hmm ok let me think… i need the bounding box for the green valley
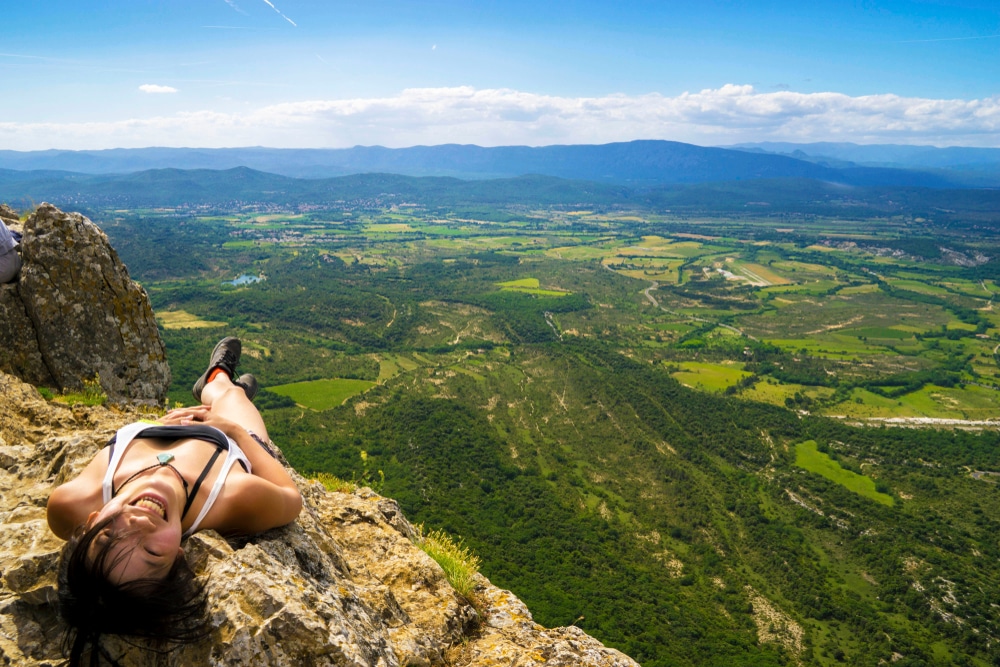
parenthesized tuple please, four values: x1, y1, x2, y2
(87, 191, 1000, 667)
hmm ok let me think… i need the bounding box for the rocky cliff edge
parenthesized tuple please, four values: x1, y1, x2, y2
(0, 370, 640, 666)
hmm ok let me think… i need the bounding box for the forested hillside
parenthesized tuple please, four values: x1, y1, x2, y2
(33, 179, 1000, 666)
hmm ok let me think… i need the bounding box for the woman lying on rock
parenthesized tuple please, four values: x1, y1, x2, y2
(47, 337, 303, 665)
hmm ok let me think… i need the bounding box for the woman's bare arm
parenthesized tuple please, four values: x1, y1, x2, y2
(47, 454, 107, 539)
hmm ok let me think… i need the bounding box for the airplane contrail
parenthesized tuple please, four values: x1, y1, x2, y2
(895, 33, 1000, 43)
(261, 0, 296, 26)
(222, 0, 247, 14)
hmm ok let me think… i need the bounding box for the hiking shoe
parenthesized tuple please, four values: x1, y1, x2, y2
(235, 373, 258, 401)
(192, 337, 242, 402)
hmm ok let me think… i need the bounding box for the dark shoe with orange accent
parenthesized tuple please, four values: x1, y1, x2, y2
(192, 337, 241, 402)
(235, 373, 258, 401)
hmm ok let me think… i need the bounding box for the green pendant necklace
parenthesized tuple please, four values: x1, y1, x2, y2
(112, 453, 190, 507)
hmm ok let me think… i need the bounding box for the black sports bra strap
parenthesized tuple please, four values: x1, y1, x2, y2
(104, 425, 231, 451)
(136, 425, 231, 450)
(183, 447, 223, 519)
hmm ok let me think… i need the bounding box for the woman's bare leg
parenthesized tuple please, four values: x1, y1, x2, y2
(200, 375, 269, 441)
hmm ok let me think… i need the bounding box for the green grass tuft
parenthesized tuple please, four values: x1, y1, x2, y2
(312, 472, 357, 493)
(415, 526, 482, 598)
(55, 376, 107, 406)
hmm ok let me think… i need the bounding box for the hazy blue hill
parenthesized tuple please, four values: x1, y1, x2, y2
(0, 168, 94, 183)
(2, 168, 999, 225)
(0, 140, 964, 187)
(732, 141, 1000, 171)
(0, 169, 631, 208)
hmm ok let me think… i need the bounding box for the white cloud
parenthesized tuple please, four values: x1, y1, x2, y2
(138, 84, 178, 94)
(4, 85, 1000, 149)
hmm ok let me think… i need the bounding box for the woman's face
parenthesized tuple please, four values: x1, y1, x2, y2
(86, 472, 185, 582)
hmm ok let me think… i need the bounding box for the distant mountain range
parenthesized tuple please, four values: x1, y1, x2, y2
(730, 141, 1000, 169)
(0, 140, 994, 188)
(2, 168, 999, 230)
(730, 141, 1000, 187)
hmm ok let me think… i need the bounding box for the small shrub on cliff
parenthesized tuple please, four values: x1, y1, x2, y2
(313, 472, 356, 493)
(356, 450, 385, 493)
(415, 526, 481, 599)
(56, 376, 107, 407)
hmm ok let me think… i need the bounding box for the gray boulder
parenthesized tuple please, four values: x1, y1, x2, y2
(0, 203, 169, 404)
(0, 204, 17, 224)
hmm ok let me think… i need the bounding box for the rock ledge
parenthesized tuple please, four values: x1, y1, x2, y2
(0, 370, 639, 666)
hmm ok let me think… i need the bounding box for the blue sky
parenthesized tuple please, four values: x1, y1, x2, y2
(2, 0, 999, 149)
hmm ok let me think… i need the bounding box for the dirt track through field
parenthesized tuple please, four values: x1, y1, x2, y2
(641, 280, 758, 341)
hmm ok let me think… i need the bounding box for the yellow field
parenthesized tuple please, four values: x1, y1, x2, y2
(253, 214, 304, 223)
(838, 284, 880, 295)
(616, 240, 701, 258)
(156, 310, 227, 329)
(733, 262, 792, 285)
(366, 223, 414, 233)
(377, 353, 421, 381)
(546, 246, 612, 260)
(498, 278, 540, 289)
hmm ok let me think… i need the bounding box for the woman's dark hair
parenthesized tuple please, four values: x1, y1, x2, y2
(57, 515, 211, 667)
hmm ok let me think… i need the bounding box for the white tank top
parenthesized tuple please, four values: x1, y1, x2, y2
(102, 422, 252, 538)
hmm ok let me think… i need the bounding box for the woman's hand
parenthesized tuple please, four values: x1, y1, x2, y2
(161, 406, 244, 438)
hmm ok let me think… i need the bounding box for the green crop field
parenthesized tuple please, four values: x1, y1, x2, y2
(498, 277, 541, 288)
(268, 378, 376, 410)
(497, 277, 570, 296)
(795, 440, 894, 506)
(670, 361, 752, 391)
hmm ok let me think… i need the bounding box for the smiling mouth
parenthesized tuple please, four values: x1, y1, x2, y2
(130, 495, 167, 520)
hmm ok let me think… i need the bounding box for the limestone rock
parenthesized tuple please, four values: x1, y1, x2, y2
(0, 283, 54, 387)
(0, 370, 639, 666)
(0, 203, 170, 404)
(0, 204, 17, 224)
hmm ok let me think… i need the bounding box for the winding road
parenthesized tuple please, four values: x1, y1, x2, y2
(642, 280, 758, 341)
